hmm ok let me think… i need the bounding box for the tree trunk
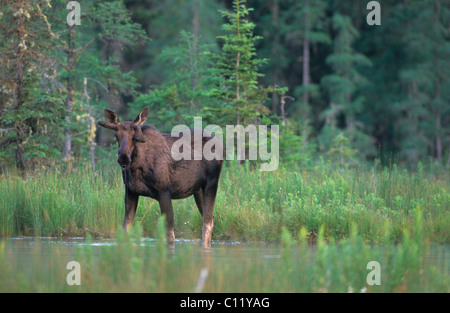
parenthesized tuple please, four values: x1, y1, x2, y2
(434, 0, 442, 162)
(236, 51, 241, 126)
(280, 92, 286, 126)
(101, 38, 126, 113)
(271, 0, 280, 114)
(191, 3, 200, 112)
(64, 24, 75, 164)
(302, 0, 310, 109)
(84, 78, 96, 172)
(192, 0, 200, 42)
(15, 12, 25, 171)
(15, 127, 25, 172)
(436, 114, 442, 162)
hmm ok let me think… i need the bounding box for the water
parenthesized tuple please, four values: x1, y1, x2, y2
(9, 235, 277, 246)
(1, 237, 283, 292)
(1, 236, 280, 256)
(1, 237, 448, 292)
(1, 237, 283, 272)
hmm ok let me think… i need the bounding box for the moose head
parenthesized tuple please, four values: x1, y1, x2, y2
(98, 107, 150, 168)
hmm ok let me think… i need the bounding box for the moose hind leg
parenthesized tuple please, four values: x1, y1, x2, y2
(202, 180, 219, 248)
(194, 189, 204, 217)
(123, 189, 139, 232)
(159, 191, 175, 244)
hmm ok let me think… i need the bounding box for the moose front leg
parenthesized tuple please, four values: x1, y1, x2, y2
(123, 189, 139, 232)
(158, 191, 175, 244)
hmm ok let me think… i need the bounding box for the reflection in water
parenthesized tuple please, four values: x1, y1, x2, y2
(1, 237, 283, 291)
(1, 237, 448, 292)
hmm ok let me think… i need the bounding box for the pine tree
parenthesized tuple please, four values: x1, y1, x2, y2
(211, 0, 272, 126)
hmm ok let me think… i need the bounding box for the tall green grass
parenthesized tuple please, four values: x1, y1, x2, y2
(0, 161, 449, 243)
(0, 166, 123, 237)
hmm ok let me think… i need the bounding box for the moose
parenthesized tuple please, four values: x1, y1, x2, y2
(98, 107, 223, 248)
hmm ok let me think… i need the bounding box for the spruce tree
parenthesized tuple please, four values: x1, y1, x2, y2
(320, 13, 372, 157)
(285, 0, 330, 116)
(398, 0, 450, 163)
(211, 0, 272, 126)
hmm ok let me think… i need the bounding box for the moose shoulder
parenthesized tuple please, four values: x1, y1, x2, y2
(98, 107, 223, 248)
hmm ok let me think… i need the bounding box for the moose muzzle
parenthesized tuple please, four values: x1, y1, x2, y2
(117, 138, 132, 168)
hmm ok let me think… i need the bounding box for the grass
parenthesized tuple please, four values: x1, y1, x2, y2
(1, 152, 448, 293)
(0, 160, 449, 243)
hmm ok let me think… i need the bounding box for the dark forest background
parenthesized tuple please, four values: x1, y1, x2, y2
(1, 0, 449, 171)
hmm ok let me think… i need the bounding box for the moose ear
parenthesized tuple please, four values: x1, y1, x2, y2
(133, 106, 150, 126)
(104, 109, 120, 125)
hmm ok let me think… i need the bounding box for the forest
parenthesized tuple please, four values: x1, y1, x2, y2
(0, 0, 449, 170)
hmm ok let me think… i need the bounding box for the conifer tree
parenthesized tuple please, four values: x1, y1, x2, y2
(320, 13, 372, 156)
(398, 0, 450, 162)
(285, 0, 330, 116)
(211, 0, 273, 126)
(0, 0, 65, 170)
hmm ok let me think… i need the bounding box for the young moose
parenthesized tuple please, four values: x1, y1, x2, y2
(98, 107, 223, 248)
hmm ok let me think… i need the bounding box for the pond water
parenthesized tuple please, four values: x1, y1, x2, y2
(1, 237, 287, 292)
(1, 237, 282, 260)
(1, 237, 448, 292)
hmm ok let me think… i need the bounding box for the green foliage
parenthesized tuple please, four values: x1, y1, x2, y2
(320, 12, 373, 159)
(395, 0, 450, 163)
(326, 133, 357, 167)
(208, 0, 284, 126)
(0, 0, 148, 168)
(0, 0, 65, 168)
(278, 120, 316, 167)
(131, 30, 219, 130)
(93, 1, 148, 44)
(1, 0, 450, 168)
(49, 0, 147, 161)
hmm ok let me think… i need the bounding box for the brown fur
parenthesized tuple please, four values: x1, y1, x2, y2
(98, 107, 223, 248)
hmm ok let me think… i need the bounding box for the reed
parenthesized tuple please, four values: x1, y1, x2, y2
(0, 160, 449, 243)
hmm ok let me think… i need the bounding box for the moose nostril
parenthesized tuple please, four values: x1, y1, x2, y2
(117, 155, 131, 167)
